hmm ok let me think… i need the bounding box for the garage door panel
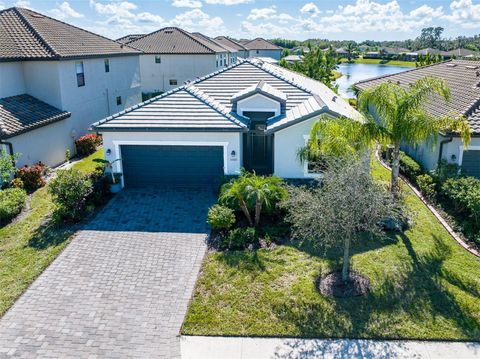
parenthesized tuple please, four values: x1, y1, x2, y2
(121, 145, 224, 188)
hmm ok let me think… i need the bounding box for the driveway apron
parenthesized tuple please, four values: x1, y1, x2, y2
(0, 188, 215, 358)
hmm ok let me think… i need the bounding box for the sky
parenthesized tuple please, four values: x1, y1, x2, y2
(1, 0, 479, 41)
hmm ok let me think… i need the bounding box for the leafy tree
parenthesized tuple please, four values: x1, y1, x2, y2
(418, 26, 444, 49)
(303, 77, 471, 197)
(282, 158, 399, 281)
(220, 171, 287, 227)
(281, 48, 290, 58)
(0, 150, 19, 185)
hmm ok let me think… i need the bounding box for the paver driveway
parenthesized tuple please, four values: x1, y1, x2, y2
(0, 188, 215, 358)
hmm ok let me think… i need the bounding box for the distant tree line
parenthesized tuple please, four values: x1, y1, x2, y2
(269, 27, 480, 52)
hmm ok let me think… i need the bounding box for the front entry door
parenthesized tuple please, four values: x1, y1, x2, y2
(242, 112, 274, 175)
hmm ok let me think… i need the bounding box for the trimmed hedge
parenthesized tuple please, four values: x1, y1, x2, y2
(0, 188, 27, 225)
(16, 163, 46, 193)
(207, 204, 236, 230)
(399, 151, 423, 183)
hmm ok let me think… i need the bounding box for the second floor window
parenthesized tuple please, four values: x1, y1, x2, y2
(104, 59, 110, 72)
(116, 96, 122, 106)
(76, 61, 85, 87)
(169, 79, 177, 86)
(155, 55, 161, 64)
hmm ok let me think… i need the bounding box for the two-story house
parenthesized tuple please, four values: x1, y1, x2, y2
(215, 36, 249, 59)
(123, 27, 235, 95)
(241, 38, 282, 60)
(0, 7, 142, 167)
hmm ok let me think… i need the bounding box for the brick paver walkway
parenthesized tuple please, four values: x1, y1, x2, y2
(0, 188, 215, 358)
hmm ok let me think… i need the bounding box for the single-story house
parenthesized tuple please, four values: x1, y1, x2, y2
(242, 38, 282, 60)
(91, 59, 360, 188)
(283, 55, 303, 64)
(442, 48, 480, 60)
(355, 59, 480, 178)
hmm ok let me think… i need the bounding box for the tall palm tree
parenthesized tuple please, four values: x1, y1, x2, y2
(304, 76, 471, 196)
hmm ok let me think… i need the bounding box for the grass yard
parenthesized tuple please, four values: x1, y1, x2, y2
(340, 58, 416, 67)
(71, 147, 104, 174)
(0, 148, 105, 317)
(182, 160, 480, 340)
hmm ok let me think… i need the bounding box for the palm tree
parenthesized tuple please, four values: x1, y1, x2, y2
(220, 175, 253, 226)
(303, 76, 471, 196)
(245, 175, 286, 226)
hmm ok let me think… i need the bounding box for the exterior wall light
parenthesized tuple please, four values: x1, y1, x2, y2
(451, 154, 457, 162)
(230, 150, 236, 159)
(106, 149, 112, 156)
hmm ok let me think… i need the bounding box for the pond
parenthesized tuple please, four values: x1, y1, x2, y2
(335, 63, 411, 98)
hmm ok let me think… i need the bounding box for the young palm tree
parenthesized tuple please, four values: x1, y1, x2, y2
(304, 76, 471, 196)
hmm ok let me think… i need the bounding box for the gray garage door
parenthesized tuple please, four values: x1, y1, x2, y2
(462, 150, 480, 178)
(121, 145, 224, 188)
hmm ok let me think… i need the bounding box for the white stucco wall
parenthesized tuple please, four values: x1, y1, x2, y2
(58, 56, 141, 139)
(237, 94, 281, 117)
(248, 49, 282, 60)
(0, 62, 26, 98)
(139, 54, 224, 93)
(403, 135, 480, 171)
(274, 116, 319, 178)
(22, 61, 63, 108)
(9, 120, 71, 167)
(100, 131, 243, 185)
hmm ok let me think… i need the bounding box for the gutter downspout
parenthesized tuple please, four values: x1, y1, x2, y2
(438, 135, 453, 164)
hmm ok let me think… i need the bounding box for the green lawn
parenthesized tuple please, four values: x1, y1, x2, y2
(340, 58, 416, 67)
(71, 148, 104, 174)
(0, 149, 105, 317)
(182, 160, 480, 340)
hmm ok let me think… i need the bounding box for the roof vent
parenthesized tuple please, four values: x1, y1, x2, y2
(446, 63, 457, 67)
(466, 65, 479, 70)
(396, 81, 401, 85)
(165, 30, 173, 34)
(332, 96, 337, 102)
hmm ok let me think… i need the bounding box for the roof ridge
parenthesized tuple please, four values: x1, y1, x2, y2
(215, 36, 248, 51)
(13, 7, 58, 58)
(15, 7, 140, 56)
(355, 59, 453, 86)
(185, 85, 246, 129)
(244, 37, 280, 49)
(128, 27, 215, 53)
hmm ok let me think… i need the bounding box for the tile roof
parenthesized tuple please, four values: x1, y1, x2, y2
(116, 34, 145, 44)
(0, 7, 140, 61)
(0, 94, 70, 138)
(214, 36, 248, 52)
(191, 32, 236, 53)
(92, 59, 360, 132)
(355, 60, 480, 134)
(243, 38, 281, 51)
(125, 27, 225, 54)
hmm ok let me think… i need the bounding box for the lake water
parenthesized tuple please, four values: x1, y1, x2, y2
(335, 63, 411, 98)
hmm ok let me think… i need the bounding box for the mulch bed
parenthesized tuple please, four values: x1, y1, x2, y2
(318, 270, 370, 298)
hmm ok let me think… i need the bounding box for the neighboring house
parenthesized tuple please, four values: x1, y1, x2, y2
(283, 55, 303, 64)
(116, 34, 145, 44)
(215, 36, 249, 58)
(91, 59, 360, 188)
(191, 32, 238, 65)
(442, 48, 480, 60)
(125, 27, 233, 94)
(364, 47, 410, 59)
(335, 48, 350, 58)
(242, 38, 282, 60)
(292, 46, 310, 55)
(416, 48, 442, 56)
(355, 60, 480, 178)
(0, 7, 141, 167)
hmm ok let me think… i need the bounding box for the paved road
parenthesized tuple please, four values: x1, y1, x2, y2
(0, 188, 215, 358)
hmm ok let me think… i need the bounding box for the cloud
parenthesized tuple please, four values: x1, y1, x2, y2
(0, 1, 5, 9)
(89, 0, 137, 18)
(170, 8, 225, 35)
(204, 0, 253, 5)
(300, 2, 320, 16)
(172, 0, 202, 8)
(50, 2, 84, 19)
(241, 20, 285, 37)
(247, 7, 277, 20)
(14, 0, 32, 8)
(443, 0, 480, 28)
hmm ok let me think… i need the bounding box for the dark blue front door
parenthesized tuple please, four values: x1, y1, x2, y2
(242, 112, 274, 175)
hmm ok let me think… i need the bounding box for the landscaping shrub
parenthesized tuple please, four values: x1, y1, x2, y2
(399, 151, 422, 183)
(48, 169, 92, 221)
(219, 171, 287, 226)
(0, 188, 27, 225)
(10, 178, 24, 189)
(0, 150, 19, 187)
(86, 165, 110, 205)
(219, 227, 257, 251)
(441, 177, 480, 229)
(207, 204, 235, 230)
(75, 134, 102, 157)
(17, 162, 46, 192)
(431, 159, 461, 187)
(416, 174, 436, 202)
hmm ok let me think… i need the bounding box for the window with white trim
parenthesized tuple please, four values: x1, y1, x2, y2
(104, 59, 110, 72)
(75, 61, 85, 87)
(155, 55, 161, 64)
(169, 79, 177, 86)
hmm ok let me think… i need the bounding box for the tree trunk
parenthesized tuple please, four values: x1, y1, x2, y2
(254, 195, 262, 227)
(391, 145, 401, 197)
(342, 236, 351, 282)
(239, 199, 253, 227)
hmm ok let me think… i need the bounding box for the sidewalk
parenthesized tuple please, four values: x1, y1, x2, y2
(180, 336, 480, 359)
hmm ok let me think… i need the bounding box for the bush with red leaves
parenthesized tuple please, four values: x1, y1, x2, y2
(17, 162, 46, 192)
(75, 134, 102, 157)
